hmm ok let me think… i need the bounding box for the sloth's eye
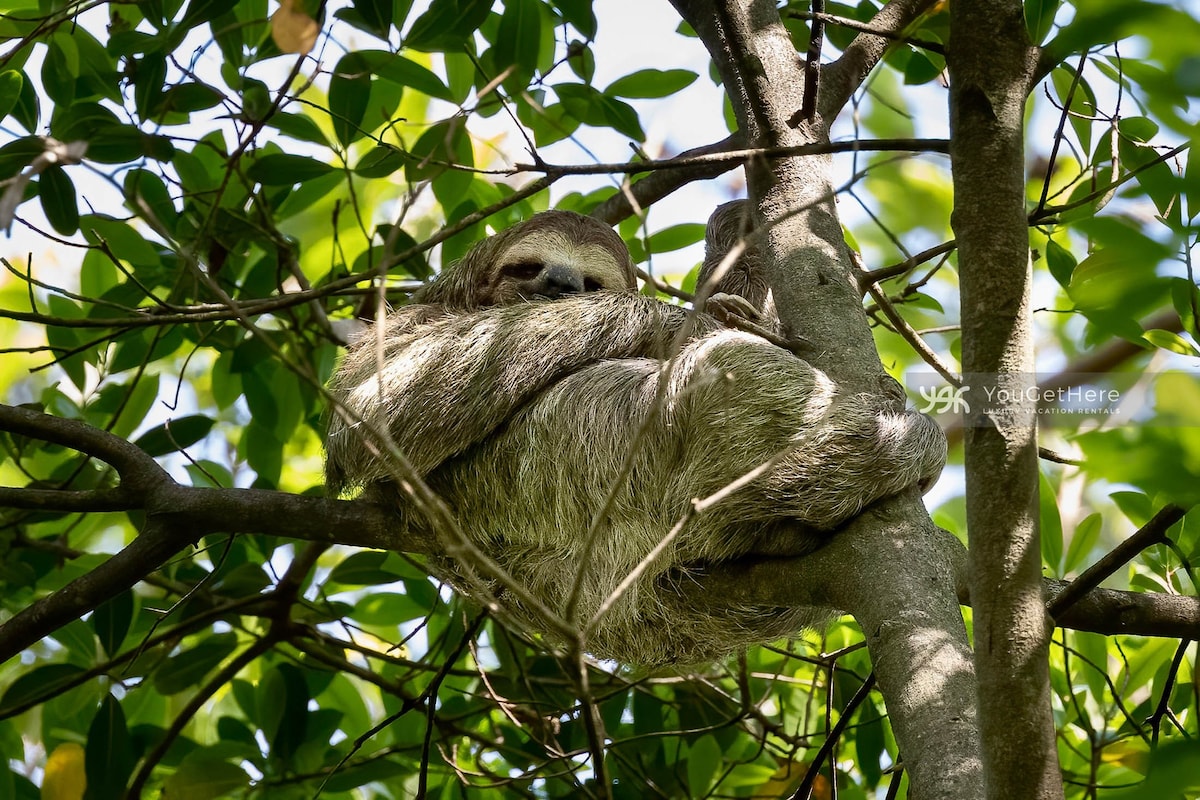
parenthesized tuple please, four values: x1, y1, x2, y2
(501, 262, 544, 281)
(583, 278, 604, 292)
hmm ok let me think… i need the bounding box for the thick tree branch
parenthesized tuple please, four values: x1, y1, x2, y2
(590, 134, 744, 224)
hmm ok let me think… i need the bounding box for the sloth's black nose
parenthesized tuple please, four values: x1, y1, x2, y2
(539, 263, 585, 297)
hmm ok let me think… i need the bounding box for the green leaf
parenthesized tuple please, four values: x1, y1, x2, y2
(1064, 513, 1102, 575)
(263, 663, 309, 761)
(329, 52, 372, 146)
(687, 735, 720, 795)
(355, 144, 408, 178)
(1039, 471, 1064, 573)
(161, 753, 250, 800)
(327, 550, 408, 587)
(0, 665, 86, 716)
(405, 0, 492, 52)
(352, 592, 428, 625)
(855, 699, 886, 786)
(1044, 238, 1076, 286)
(366, 51, 453, 101)
(152, 632, 239, 696)
(180, 0, 239, 28)
(134, 415, 215, 456)
(40, 32, 78, 104)
(246, 153, 335, 185)
(320, 759, 409, 793)
(1143, 329, 1200, 356)
(0, 136, 42, 180)
(154, 81, 224, 116)
(123, 168, 178, 234)
(84, 695, 135, 799)
(494, 0, 541, 84)
(265, 111, 330, 145)
(12, 69, 39, 131)
(606, 68, 697, 99)
(647, 223, 704, 253)
(353, 0, 392, 37)
(81, 215, 162, 266)
(1024, 0, 1059, 44)
(91, 591, 134, 658)
(551, 0, 596, 39)
(39, 165, 79, 235)
(0, 70, 21, 123)
(133, 51, 166, 119)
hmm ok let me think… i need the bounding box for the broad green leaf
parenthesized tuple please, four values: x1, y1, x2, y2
(1143, 329, 1200, 356)
(1044, 237, 1076, 286)
(154, 81, 224, 116)
(687, 735, 721, 795)
(405, 0, 492, 52)
(39, 165, 79, 235)
(85, 694, 135, 799)
(91, 591, 134, 658)
(365, 51, 453, 101)
(81, 215, 162, 266)
(1064, 513, 1102, 575)
(552, 0, 596, 39)
(647, 223, 704, 253)
(494, 0, 541, 85)
(1024, 0, 1059, 44)
(246, 153, 335, 185)
(327, 551, 407, 587)
(180, 0, 239, 28)
(606, 68, 697, 99)
(355, 144, 408, 177)
(352, 592, 428, 625)
(320, 758, 409, 793)
(0, 664, 86, 716)
(0, 135, 42, 180)
(12, 69, 39, 131)
(123, 168, 178, 234)
(329, 52, 372, 146)
(264, 111, 329, 145)
(1040, 471, 1064, 573)
(133, 51, 166, 118)
(261, 663, 308, 761)
(353, 0, 393, 38)
(0, 70, 21, 123)
(152, 633, 239, 695)
(134, 415, 216, 456)
(161, 753, 250, 800)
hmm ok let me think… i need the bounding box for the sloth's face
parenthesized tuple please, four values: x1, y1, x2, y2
(491, 232, 632, 302)
(479, 211, 637, 305)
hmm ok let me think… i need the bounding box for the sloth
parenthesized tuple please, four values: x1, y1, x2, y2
(325, 209, 946, 666)
(697, 199, 773, 320)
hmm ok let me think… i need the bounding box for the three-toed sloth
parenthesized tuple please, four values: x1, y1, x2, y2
(325, 208, 946, 666)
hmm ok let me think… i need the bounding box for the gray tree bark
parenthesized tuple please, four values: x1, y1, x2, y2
(947, 0, 1065, 797)
(668, 1, 983, 796)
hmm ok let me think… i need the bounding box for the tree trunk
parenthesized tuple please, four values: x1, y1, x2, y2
(947, 1, 1065, 797)
(669, 2, 983, 796)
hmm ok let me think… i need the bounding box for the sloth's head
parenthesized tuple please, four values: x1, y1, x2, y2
(417, 211, 637, 309)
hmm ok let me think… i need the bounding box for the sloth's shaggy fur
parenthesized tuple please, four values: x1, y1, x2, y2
(325, 210, 946, 665)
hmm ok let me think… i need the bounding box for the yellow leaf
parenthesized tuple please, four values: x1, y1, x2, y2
(42, 743, 86, 800)
(271, 0, 319, 55)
